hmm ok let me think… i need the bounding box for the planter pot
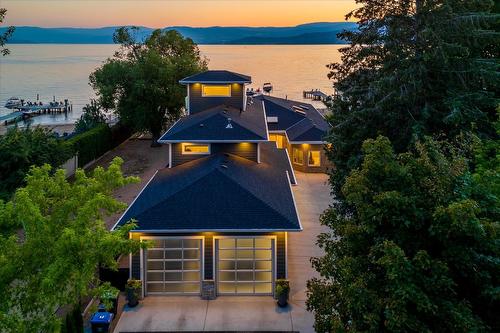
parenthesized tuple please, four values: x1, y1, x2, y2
(277, 293, 288, 307)
(126, 287, 139, 307)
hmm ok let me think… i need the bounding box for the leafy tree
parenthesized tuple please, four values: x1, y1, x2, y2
(0, 127, 73, 200)
(0, 157, 144, 332)
(325, 0, 499, 195)
(0, 8, 14, 56)
(307, 136, 499, 332)
(75, 99, 107, 133)
(90, 27, 208, 146)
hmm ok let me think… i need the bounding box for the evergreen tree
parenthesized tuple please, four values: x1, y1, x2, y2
(325, 0, 499, 195)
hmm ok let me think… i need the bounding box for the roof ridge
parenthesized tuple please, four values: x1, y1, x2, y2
(213, 168, 295, 225)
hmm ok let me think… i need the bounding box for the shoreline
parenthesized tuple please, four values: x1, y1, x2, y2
(0, 123, 75, 135)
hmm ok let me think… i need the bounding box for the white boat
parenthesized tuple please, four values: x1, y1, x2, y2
(4, 97, 22, 109)
(263, 83, 273, 94)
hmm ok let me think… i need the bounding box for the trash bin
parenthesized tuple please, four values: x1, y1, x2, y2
(90, 311, 113, 333)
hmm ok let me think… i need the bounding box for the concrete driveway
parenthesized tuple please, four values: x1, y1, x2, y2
(113, 172, 331, 333)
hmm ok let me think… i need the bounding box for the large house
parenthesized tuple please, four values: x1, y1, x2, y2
(112, 70, 330, 298)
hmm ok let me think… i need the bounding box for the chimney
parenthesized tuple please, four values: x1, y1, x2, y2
(226, 118, 233, 129)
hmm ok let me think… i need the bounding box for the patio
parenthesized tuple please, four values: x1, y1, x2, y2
(112, 172, 331, 333)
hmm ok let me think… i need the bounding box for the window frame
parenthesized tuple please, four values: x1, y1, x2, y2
(181, 143, 211, 155)
(292, 147, 304, 165)
(307, 150, 321, 167)
(201, 84, 232, 97)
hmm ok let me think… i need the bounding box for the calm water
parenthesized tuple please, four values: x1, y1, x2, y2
(0, 44, 341, 126)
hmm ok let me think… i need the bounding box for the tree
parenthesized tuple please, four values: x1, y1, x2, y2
(325, 0, 499, 195)
(75, 99, 107, 133)
(0, 8, 14, 56)
(90, 27, 208, 146)
(307, 136, 499, 332)
(0, 127, 73, 200)
(0, 157, 144, 332)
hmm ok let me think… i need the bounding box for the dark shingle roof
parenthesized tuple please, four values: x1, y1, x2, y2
(113, 151, 301, 232)
(159, 103, 268, 142)
(180, 70, 252, 84)
(256, 95, 330, 142)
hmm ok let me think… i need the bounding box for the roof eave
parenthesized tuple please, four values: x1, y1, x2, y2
(128, 227, 303, 233)
(179, 80, 251, 84)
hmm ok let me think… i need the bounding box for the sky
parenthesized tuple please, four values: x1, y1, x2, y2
(1, 0, 358, 28)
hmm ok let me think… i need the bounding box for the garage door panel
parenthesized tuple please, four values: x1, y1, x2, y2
(216, 237, 274, 295)
(145, 238, 202, 295)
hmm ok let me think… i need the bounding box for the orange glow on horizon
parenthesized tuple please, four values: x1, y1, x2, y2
(2, 1, 359, 28)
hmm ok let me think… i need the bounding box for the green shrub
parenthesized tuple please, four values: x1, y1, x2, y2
(67, 123, 132, 167)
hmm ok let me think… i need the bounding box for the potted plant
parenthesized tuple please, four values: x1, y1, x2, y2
(99, 282, 120, 316)
(125, 279, 142, 307)
(275, 279, 290, 307)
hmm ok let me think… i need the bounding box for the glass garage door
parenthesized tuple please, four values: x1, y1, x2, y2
(145, 238, 202, 295)
(216, 237, 274, 295)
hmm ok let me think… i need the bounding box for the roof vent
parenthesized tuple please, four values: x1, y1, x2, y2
(267, 116, 278, 123)
(226, 118, 233, 129)
(199, 123, 204, 127)
(220, 164, 228, 169)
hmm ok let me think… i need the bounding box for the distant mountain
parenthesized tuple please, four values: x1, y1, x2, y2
(0, 22, 356, 45)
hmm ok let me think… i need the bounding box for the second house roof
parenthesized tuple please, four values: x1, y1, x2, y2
(180, 70, 252, 84)
(159, 102, 268, 142)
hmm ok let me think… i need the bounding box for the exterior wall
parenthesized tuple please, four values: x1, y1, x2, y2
(171, 142, 258, 167)
(288, 143, 330, 173)
(188, 83, 244, 114)
(130, 231, 287, 296)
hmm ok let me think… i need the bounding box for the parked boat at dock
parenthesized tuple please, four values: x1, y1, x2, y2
(4, 97, 22, 109)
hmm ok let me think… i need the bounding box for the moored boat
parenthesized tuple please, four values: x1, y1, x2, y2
(4, 97, 22, 109)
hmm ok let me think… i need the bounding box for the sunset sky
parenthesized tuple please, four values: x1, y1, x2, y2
(2, 0, 358, 28)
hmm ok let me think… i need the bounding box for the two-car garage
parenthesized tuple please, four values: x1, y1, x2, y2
(142, 236, 277, 296)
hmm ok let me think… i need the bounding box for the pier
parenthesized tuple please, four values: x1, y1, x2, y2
(2, 100, 73, 125)
(303, 89, 329, 102)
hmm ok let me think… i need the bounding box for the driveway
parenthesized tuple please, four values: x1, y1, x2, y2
(113, 172, 331, 333)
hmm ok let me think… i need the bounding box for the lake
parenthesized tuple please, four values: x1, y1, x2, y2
(0, 44, 342, 126)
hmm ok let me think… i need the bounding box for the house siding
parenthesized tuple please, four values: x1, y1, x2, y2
(289, 143, 330, 173)
(188, 83, 244, 114)
(171, 142, 258, 167)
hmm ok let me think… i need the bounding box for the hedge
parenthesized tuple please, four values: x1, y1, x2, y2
(67, 123, 132, 167)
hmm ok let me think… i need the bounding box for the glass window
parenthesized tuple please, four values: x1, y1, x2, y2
(202, 84, 231, 97)
(293, 147, 304, 165)
(308, 150, 321, 167)
(182, 143, 210, 155)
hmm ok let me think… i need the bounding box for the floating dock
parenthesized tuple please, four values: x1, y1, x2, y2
(303, 89, 329, 102)
(1, 100, 72, 125)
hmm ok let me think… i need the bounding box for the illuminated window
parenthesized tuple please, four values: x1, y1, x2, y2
(308, 150, 321, 167)
(202, 85, 231, 97)
(292, 147, 304, 165)
(182, 143, 210, 155)
(269, 134, 285, 149)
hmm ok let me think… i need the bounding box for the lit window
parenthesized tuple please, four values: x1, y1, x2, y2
(308, 150, 321, 167)
(202, 85, 231, 97)
(292, 147, 304, 165)
(182, 143, 210, 155)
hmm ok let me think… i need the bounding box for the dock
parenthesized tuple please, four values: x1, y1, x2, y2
(1, 101, 72, 125)
(0, 111, 24, 125)
(303, 89, 329, 102)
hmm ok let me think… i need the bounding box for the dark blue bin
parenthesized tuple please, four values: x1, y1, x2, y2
(90, 311, 113, 333)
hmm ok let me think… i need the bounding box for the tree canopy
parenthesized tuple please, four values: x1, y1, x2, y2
(325, 0, 499, 194)
(0, 127, 73, 201)
(307, 135, 499, 332)
(90, 27, 208, 145)
(307, 0, 499, 331)
(0, 157, 144, 332)
(74, 99, 107, 133)
(0, 8, 14, 56)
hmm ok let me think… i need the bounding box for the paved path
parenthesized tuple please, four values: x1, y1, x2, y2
(113, 172, 331, 333)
